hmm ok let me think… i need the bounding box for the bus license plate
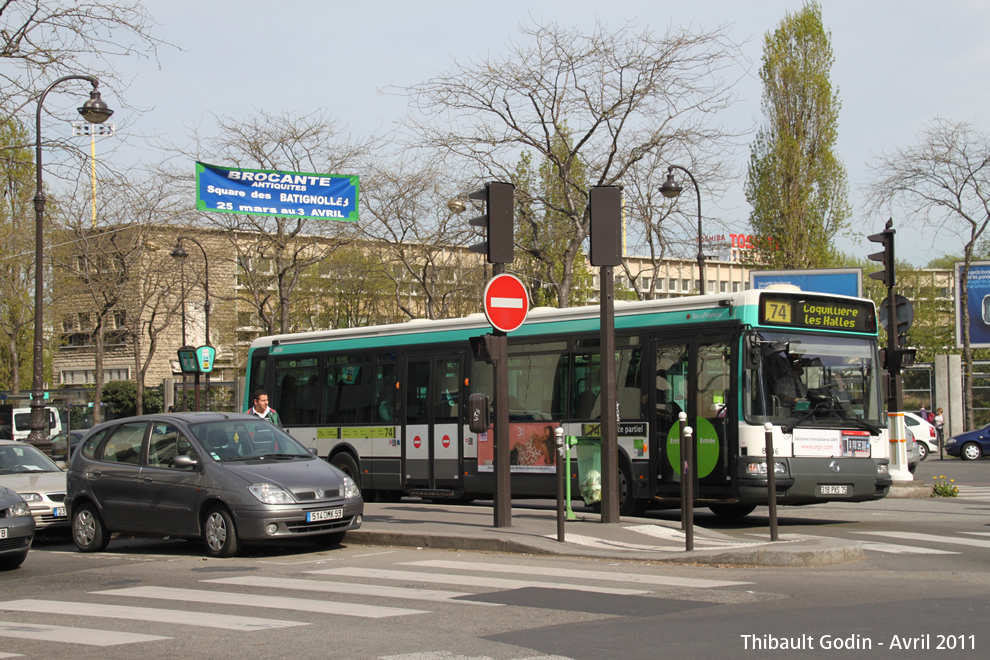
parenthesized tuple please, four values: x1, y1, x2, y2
(0, 528, 7, 539)
(820, 485, 848, 495)
(307, 508, 343, 522)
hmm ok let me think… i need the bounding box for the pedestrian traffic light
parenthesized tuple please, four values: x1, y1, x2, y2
(867, 219, 896, 288)
(468, 181, 514, 264)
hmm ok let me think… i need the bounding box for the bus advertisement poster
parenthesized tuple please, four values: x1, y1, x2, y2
(195, 161, 359, 221)
(478, 422, 558, 473)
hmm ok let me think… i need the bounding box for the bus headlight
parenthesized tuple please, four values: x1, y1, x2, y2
(746, 461, 786, 475)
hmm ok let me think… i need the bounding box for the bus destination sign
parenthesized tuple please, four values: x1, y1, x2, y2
(760, 294, 876, 334)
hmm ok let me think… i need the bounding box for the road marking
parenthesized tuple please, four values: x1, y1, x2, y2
(204, 576, 502, 606)
(851, 531, 990, 549)
(94, 586, 429, 619)
(308, 568, 649, 595)
(624, 524, 766, 547)
(0, 652, 24, 658)
(956, 486, 990, 501)
(402, 560, 752, 588)
(0, 599, 306, 631)
(0, 621, 169, 646)
(744, 532, 959, 555)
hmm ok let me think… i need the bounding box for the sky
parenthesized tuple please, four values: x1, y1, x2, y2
(92, 0, 990, 268)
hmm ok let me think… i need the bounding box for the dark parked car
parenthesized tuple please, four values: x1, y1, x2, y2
(0, 485, 34, 569)
(66, 413, 363, 557)
(50, 429, 86, 462)
(944, 423, 990, 460)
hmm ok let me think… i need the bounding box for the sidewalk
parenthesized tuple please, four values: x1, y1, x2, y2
(346, 500, 864, 567)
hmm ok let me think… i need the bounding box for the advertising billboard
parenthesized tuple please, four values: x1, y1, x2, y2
(750, 268, 862, 298)
(954, 260, 990, 349)
(195, 162, 359, 221)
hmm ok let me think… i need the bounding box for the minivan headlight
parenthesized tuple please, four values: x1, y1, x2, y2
(342, 475, 360, 500)
(19, 493, 42, 503)
(248, 483, 296, 505)
(5, 501, 31, 518)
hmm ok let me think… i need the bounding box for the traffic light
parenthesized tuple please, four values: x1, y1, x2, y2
(867, 219, 896, 288)
(468, 181, 514, 264)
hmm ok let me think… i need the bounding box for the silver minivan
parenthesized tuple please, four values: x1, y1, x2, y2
(65, 413, 363, 557)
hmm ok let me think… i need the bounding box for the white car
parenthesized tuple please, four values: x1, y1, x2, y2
(0, 440, 68, 530)
(904, 412, 938, 459)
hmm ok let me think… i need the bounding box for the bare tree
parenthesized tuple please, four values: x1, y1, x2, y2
(1, 0, 166, 119)
(866, 118, 990, 429)
(360, 156, 484, 320)
(160, 109, 374, 334)
(402, 20, 742, 306)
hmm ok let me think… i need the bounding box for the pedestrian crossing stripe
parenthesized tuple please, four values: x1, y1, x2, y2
(0, 598, 307, 631)
(0, 621, 169, 646)
(308, 567, 650, 595)
(743, 532, 960, 555)
(402, 559, 753, 589)
(94, 586, 429, 618)
(852, 530, 990, 549)
(203, 576, 503, 606)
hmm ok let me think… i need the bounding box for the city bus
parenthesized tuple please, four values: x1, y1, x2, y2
(244, 286, 891, 517)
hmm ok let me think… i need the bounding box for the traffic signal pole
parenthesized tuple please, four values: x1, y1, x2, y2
(469, 182, 515, 528)
(868, 219, 910, 481)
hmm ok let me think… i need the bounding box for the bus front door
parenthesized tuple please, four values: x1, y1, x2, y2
(402, 354, 462, 494)
(652, 334, 735, 501)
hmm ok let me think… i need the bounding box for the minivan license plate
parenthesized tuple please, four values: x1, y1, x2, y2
(307, 508, 343, 522)
(820, 485, 848, 495)
(0, 528, 7, 539)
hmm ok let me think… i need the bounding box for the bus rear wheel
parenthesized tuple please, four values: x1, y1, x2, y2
(708, 503, 757, 519)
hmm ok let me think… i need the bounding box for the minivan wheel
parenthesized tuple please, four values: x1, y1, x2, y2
(203, 505, 240, 558)
(72, 503, 110, 553)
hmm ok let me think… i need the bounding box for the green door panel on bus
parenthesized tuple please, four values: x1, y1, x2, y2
(665, 417, 720, 478)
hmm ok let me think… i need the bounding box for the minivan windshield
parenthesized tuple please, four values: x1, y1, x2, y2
(191, 420, 312, 461)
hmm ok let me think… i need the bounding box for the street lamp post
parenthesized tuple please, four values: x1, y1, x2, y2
(171, 237, 211, 411)
(660, 165, 705, 295)
(27, 77, 113, 453)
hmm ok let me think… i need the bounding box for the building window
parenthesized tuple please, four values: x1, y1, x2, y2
(720, 281, 727, 293)
(707, 280, 715, 294)
(112, 310, 126, 330)
(682, 279, 690, 292)
(669, 278, 677, 291)
(732, 282, 741, 292)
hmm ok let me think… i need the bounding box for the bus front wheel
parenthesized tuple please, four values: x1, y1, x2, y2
(330, 453, 361, 485)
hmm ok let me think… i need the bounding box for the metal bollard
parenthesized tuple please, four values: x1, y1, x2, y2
(764, 422, 778, 541)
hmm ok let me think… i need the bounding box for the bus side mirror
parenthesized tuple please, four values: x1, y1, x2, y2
(468, 393, 490, 434)
(744, 335, 759, 371)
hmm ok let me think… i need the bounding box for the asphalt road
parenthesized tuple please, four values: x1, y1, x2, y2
(2, 455, 988, 659)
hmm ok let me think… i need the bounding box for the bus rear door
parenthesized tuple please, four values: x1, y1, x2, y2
(402, 353, 463, 495)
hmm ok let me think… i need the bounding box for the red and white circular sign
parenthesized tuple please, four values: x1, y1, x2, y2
(442, 434, 451, 448)
(483, 273, 530, 333)
(413, 435, 422, 449)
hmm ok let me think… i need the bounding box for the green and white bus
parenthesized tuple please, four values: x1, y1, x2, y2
(245, 286, 892, 517)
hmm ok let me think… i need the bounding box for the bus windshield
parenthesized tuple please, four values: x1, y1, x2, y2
(745, 331, 884, 428)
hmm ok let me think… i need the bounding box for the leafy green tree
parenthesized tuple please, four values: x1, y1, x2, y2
(513, 131, 595, 308)
(745, 2, 849, 269)
(101, 380, 138, 418)
(0, 118, 35, 392)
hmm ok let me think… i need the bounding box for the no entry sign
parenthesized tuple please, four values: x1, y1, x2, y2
(484, 273, 530, 333)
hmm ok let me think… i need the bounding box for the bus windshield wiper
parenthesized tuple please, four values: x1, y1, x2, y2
(783, 409, 818, 434)
(833, 412, 882, 435)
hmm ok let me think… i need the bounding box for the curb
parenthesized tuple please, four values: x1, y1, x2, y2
(887, 480, 930, 498)
(345, 530, 865, 567)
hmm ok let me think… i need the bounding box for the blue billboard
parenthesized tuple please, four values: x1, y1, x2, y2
(750, 268, 862, 298)
(195, 162, 359, 221)
(955, 261, 990, 349)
